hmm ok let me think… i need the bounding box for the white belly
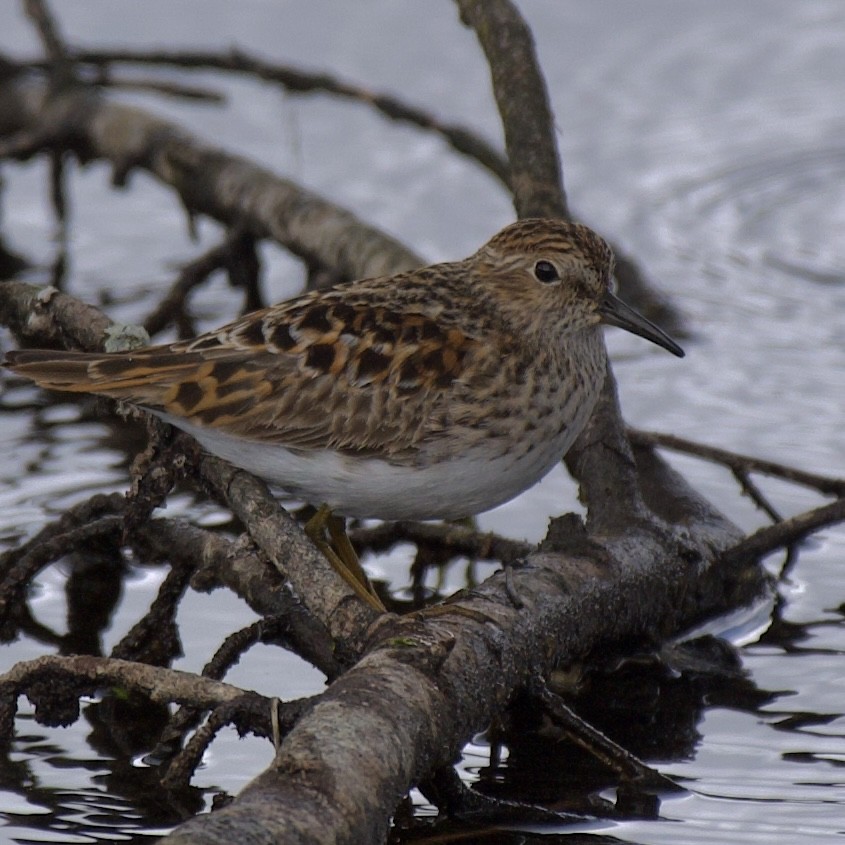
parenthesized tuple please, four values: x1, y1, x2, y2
(158, 414, 579, 520)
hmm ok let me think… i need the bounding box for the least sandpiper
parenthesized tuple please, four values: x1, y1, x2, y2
(5, 219, 683, 604)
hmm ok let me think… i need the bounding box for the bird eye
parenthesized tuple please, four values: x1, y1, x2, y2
(533, 260, 560, 284)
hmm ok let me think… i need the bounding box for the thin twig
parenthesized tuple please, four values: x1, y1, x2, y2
(349, 520, 532, 564)
(731, 467, 783, 522)
(0, 492, 126, 581)
(89, 66, 225, 102)
(0, 516, 123, 633)
(143, 227, 263, 338)
(73, 47, 511, 186)
(110, 555, 195, 665)
(23, 0, 69, 67)
(149, 617, 320, 769)
(630, 429, 845, 497)
(722, 498, 845, 569)
(161, 693, 315, 790)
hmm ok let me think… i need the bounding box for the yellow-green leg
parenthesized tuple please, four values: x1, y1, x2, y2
(305, 505, 386, 612)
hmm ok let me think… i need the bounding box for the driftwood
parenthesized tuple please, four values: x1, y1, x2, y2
(0, 1, 841, 843)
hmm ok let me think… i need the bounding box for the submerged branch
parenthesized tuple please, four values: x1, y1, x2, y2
(530, 674, 679, 790)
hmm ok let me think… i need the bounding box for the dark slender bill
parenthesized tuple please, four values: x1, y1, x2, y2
(599, 292, 685, 358)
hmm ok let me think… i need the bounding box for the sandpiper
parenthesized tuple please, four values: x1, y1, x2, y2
(5, 218, 683, 608)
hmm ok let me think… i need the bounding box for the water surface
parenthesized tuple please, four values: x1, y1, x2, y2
(1, 2, 844, 842)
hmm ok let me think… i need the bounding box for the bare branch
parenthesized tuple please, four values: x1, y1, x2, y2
(722, 498, 845, 569)
(160, 520, 768, 844)
(456, 0, 567, 220)
(91, 68, 226, 102)
(72, 46, 511, 187)
(161, 693, 315, 791)
(0, 279, 117, 350)
(65, 45, 683, 330)
(630, 429, 845, 498)
(0, 654, 257, 733)
(23, 0, 69, 67)
(0, 515, 122, 636)
(156, 623, 320, 789)
(732, 467, 784, 522)
(197, 453, 381, 654)
(531, 674, 679, 790)
(0, 77, 423, 281)
(142, 227, 262, 339)
(349, 520, 532, 564)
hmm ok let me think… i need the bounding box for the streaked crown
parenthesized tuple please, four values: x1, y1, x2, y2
(477, 218, 613, 291)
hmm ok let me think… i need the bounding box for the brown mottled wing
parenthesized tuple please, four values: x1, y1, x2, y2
(177, 284, 483, 455)
(5, 278, 482, 457)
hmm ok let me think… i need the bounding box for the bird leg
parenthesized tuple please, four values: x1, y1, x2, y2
(304, 504, 386, 612)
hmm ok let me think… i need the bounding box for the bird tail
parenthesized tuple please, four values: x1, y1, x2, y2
(3, 348, 203, 405)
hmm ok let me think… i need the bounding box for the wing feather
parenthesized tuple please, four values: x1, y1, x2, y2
(4, 274, 484, 458)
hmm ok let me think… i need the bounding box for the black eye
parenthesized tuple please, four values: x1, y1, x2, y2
(534, 260, 559, 283)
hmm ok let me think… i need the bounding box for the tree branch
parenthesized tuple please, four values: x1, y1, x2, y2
(72, 46, 512, 188)
(722, 498, 845, 569)
(630, 429, 845, 498)
(456, 0, 567, 220)
(0, 654, 257, 735)
(0, 4, 783, 841)
(0, 73, 423, 281)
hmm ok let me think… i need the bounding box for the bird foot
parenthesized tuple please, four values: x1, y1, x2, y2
(305, 504, 386, 613)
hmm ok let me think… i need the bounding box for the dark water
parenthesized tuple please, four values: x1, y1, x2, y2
(1, 2, 844, 842)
